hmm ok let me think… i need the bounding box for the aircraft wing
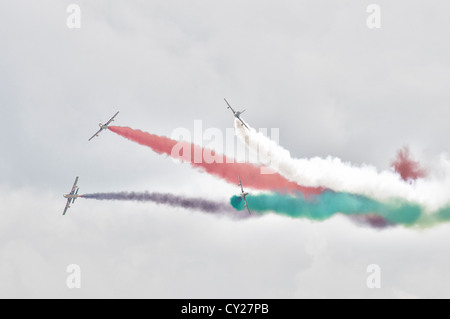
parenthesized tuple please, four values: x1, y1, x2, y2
(238, 175, 244, 193)
(238, 118, 250, 130)
(70, 176, 79, 194)
(105, 111, 120, 126)
(88, 128, 103, 141)
(224, 98, 236, 114)
(243, 196, 251, 215)
(63, 198, 71, 215)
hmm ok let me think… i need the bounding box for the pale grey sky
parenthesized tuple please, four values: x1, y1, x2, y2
(1, 0, 450, 298)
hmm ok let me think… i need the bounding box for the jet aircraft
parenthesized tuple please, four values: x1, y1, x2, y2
(63, 176, 82, 215)
(238, 175, 251, 215)
(224, 98, 249, 130)
(88, 111, 119, 141)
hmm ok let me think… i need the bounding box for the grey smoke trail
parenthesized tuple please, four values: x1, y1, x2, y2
(82, 191, 239, 215)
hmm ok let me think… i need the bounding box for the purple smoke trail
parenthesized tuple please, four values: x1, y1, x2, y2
(82, 191, 244, 216)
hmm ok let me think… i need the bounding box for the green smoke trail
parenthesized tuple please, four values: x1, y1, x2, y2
(230, 191, 450, 227)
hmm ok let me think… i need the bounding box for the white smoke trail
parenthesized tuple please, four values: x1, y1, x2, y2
(234, 119, 450, 211)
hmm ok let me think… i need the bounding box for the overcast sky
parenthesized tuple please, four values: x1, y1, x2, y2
(1, 0, 450, 298)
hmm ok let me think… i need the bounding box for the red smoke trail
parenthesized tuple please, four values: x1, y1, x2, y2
(109, 126, 322, 195)
(391, 146, 427, 182)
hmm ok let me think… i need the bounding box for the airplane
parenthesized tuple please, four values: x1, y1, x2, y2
(224, 98, 250, 130)
(238, 175, 251, 215)
(62, 176, 82, 215)
(88, 111, 119, 141)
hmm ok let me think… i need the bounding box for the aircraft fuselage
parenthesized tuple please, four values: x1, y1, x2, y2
(64, 194, 81, 199)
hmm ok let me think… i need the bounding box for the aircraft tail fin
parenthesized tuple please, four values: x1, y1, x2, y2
(72, 189, 79, 204)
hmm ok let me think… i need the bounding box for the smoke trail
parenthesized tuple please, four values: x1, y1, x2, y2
(83, 191, 244, 215)
(349, 214, 393, 229)
(391, 146, 428, 182)
(108, 126, 322, 195)
(229, 193, 393, 229)
(230, 191, 450, 228)
(234, 119, 450, 211)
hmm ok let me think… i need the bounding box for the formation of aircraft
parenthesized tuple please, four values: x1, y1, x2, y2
(238, 175, 251, 215)
(224, 98, 250, 130)
(88, 111, 120, 141)
(64, 101, 255, 216)
(62, 176, 82, 215)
